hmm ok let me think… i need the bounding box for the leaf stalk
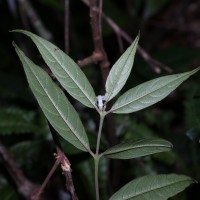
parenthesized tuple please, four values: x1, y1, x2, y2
(94, 112, 105, 200)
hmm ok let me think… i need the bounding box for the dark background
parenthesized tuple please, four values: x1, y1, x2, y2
(0, 0, 200, 199)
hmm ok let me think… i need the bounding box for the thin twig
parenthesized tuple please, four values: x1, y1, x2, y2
(17, 0, 53, 41)
(89, 0, 103, 52)
(32, 123, 78, 200)
(58, 147, 78, 200)
(64, 0, 70, 54)
(89, 0, 110, 86)
(31, 159, 60, 200)
(79, 0, 110, 77)
(32, 146, 78, 200)
(78, 51, 103, 67)
(86, 0, 119, 150)
(103, 9, 173, 73)
(81, 0, 173, 74)
(116, 32, 124, 53)
(98, 0, 103, 36)
(83, 0, 121, 194)
(18, 0, 30, 31)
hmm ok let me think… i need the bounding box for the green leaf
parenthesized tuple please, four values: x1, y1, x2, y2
(13, 42, 90, 152)
(0, 106, 38, 135)
(109, 174, 195, 200)
(105, 35, 139, 102)
(110, 67, 200, 113)
(103, 138, 172, 159)
(0, 184, 20, 200)
(12, 30, 97, 109)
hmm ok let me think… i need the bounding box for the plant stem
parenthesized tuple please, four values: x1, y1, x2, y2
(96, 113, 105, 155)
(94, 157, 100, 200)
(94, 112, 105, 200)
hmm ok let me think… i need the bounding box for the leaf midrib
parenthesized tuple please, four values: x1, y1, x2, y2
(32, 34, 96, 109)
(23, 56, 89, 152)
(105, 143, 171, 155)
(111, 72, 192, 112)
(122, 179, 193, 200)
(106, 38, 138, 101)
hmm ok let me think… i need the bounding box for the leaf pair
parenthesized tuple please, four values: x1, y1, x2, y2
(103, 31, 199, 114)
(12, 30, 139, 153)
(13, 30, 98, 109)
(104, 139, 195, 200)
(13, 30, 200, 154)
(13, 42, 90, 152)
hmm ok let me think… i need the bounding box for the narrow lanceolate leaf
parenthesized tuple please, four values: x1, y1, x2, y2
(103, 138, 172, 159)
(111, 67, 200, 113)
(13, 42, 90, 152)
(105, 35, 139, 102)
(109, 174, 195, 200)
(12, 30, 97, 109)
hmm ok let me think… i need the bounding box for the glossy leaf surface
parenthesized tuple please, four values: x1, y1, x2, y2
(105, 35, 139, 102)
(111, 67, 200, 113)
(12, 30, 97, 109)
(103, 138, 172, 159)
(109, 174, 195, 200)
(13, 42, 90, 152)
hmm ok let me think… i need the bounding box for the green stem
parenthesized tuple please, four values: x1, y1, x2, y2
(94, 112, 105, 200)
(94, 157, 100, 200)
(96, 114, 105, 155)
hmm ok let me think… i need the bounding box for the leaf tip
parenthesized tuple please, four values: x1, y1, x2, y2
(12, 41, 20, 54)
(168, 141, 173, 148)
(12, 41, 16, 47)
(196, 66, 200, 73)
(10, 29, 24, 35)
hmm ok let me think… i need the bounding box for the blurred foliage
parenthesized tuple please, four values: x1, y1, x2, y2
(0, 0, 200, 199)
(0, 176, 20, 200)
(0, 106, 47, 135)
